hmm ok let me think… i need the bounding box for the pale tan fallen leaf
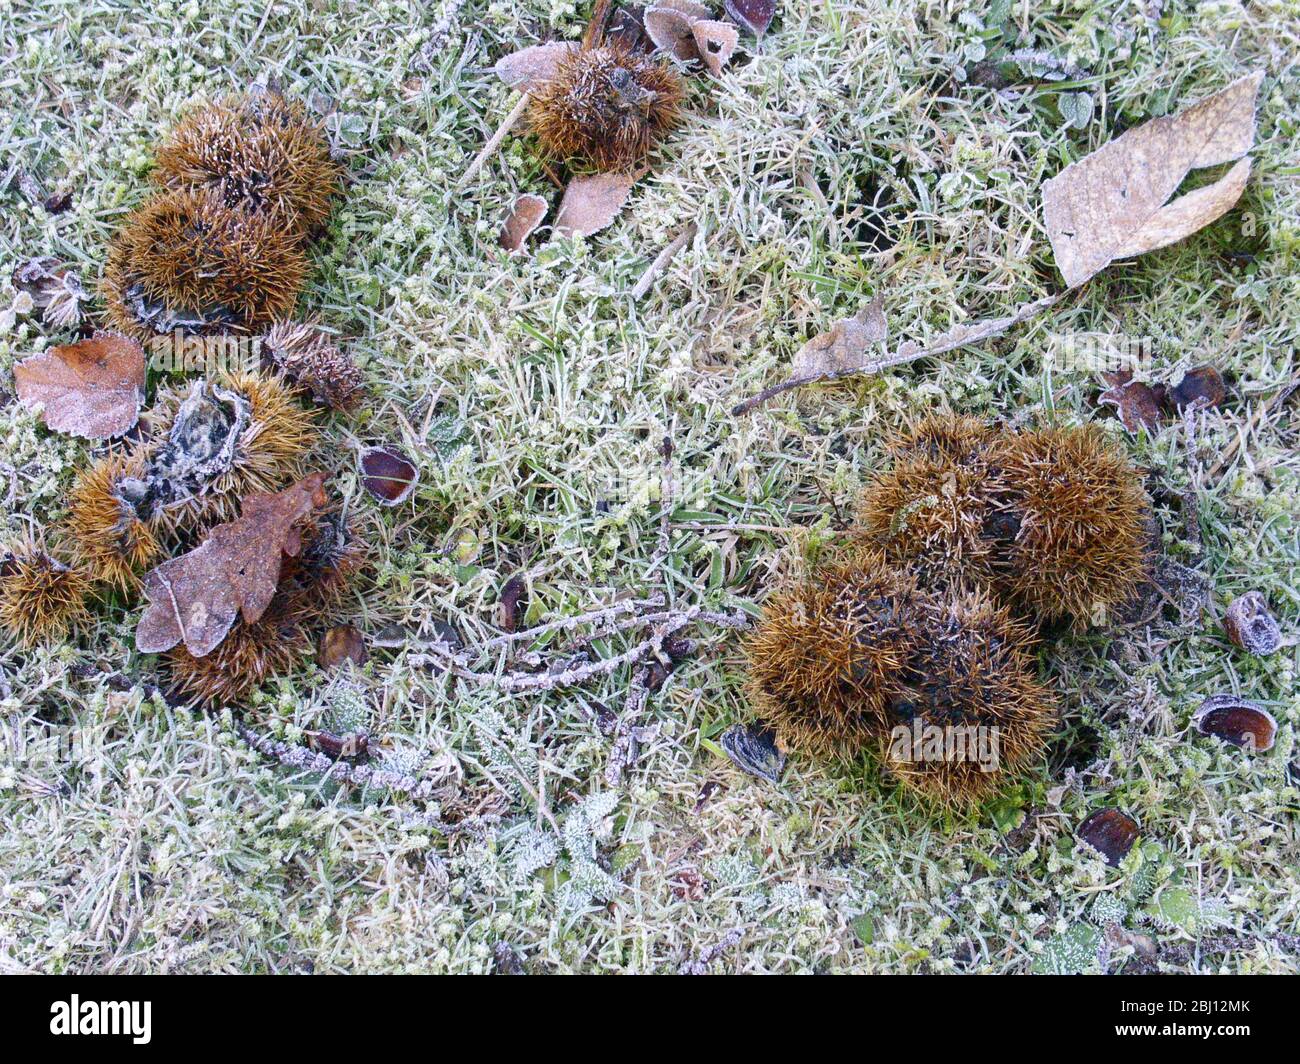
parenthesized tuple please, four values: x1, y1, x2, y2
(136, 474, 328, 657)
(789, 296, 888, 378)
(499, 193, 549, 252)
(494, 42, 577, 94)
(645, 7, 699, 62)
(734, 294, 1059, 415)
(13, 332, 145, 439)
(552, 171, 641, 240)
(1043, 72, 1263, 287)
(692, 20, 739, 77)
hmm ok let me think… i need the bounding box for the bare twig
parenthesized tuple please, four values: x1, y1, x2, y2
(410, 604, 749, 693)
(631, 222, 697, 300)
(458, 92, 530, 189)
(732, 294, 1060, 415)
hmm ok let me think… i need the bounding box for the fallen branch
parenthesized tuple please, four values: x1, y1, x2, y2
(731, 294, 1060, 415)
(410, 604, 749, 693)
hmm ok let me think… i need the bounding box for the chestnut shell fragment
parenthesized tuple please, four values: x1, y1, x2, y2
(1193, 695, 1276, 753)
(1077, 807, 1139, 866)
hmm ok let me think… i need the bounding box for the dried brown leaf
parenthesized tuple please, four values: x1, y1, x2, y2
(1043, 72, 1263, 287)
(1099, 370, 1166, 433)
(644, 7, 699, 62)
(1168, 365, 1226, 410)
(494, 42, 577, 94)
(499, 193, 549, 252)
(788, 296, 888, 378)
(552, 171, 641, 239)
(13, 332, 145, 439)
(136, 474, 328, 657)
(692, 20, 739, 77)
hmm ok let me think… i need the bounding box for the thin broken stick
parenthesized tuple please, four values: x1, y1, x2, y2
(459, 92, 531, 189)
(632, 223, 698, 300)
(732, 294, 1061, 415)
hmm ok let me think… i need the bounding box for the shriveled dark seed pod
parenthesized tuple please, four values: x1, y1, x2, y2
(1223, 591, 1282, 656)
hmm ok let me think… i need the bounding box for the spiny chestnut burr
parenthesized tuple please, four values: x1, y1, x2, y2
(103, 188, 307, 340)
(856, 414, 1012, 593)
(878, 590, 1054, 807)
(146, 370, 319, 532)
(0, 547, 91, 646)
(262, 321, 365, 412)
(997, 425, 1151, 627)
(528, 44, 684, 172)
(65, 450, 161, 592)
(167, 587, 311, 705)
(152, 89, 342, 239)
(745, 550, 917, 758)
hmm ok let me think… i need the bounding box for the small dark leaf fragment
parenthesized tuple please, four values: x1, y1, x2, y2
(360, 445, 418, 506)
(721, 723, 785, 784)
(1168, 366, 1226, 411)
(1194, 694, 1276, 753)
(723, 0, 774, 37)
(1076, 807, 1139, 866)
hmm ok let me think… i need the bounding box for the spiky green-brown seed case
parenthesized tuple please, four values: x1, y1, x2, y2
(997, 426, 1151, 626)
(103, 188, 307, 340)
(146, 369, 319, 533)
(528, 45, 684, 172)
(856, 414, 1012, 593)
(66, 450, 161, 592)
(152, 90, 342, 239)
(167, 586, 311, 704)
(878, 590, 1053, 807)
(745, 550, 917, 757)
(0, 548, 91, 646)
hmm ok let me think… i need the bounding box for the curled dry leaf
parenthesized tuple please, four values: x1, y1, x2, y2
(644, 7, 700, 62)
(136, 474, 329, 658)
(12, 257, 88, 328)
(693, 20, 739, 77)
(494, 42, 577, 93)
(497, 575, 528, 633)
(788, 295, 888, 378)
(14, 332, 146, 440)
(724, 0, 775, 37)
(1076, 807, 1139, 867)
(1043, 72, 1263, 288)
(360, 445, 419, 506)
(1222, 591, 1281, 656)
(1099, 369, 1165, 433)
(1193, 694, 1276, 752)
(499, 193, 549, 252)
(553, 170, 641, 239)
(320, 624, 368, 669)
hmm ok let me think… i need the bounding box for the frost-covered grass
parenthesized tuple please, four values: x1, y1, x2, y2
(1, 0, 1298, 973)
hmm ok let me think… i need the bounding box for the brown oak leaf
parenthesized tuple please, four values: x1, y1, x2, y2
(136, 474, 329, 657)
(1043, 73, 1263, 288)
(13, 332, 145, 439)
